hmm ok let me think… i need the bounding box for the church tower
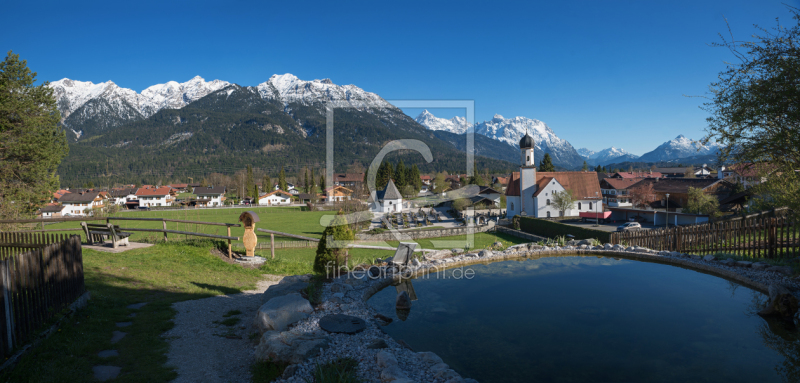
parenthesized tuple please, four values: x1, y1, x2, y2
(519, 131, 537, 215)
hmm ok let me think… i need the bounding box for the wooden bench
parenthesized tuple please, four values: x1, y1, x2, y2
(81, 222, 132, 248)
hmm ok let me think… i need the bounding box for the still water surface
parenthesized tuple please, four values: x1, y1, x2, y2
(368, 256, 800, 383)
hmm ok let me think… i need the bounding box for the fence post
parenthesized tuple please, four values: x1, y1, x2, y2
(227, 226, 232, 258)
(769, 217, 777, 258)
(271, 234, 275, 260)
(1, 260, 13, 352)
(163, 220, 168, 242)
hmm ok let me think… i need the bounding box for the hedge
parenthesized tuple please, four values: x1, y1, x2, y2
(516, 216, 611, 243)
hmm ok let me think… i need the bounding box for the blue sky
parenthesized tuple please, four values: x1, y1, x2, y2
(4, 0, 798, 155)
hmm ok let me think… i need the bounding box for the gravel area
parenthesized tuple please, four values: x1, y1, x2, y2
(164, 243, 799, 383)
(163, 275, 282, 383)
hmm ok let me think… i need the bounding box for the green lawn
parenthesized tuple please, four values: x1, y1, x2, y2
(0, 241, 264, 383)
(43, 206, 333, 245)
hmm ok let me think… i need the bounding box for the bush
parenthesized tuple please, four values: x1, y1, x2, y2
(313, 210, 354, 276)
(517, 216, 611, 243)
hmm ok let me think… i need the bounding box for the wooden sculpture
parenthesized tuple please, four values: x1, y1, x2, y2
(239, 211, 260, 258)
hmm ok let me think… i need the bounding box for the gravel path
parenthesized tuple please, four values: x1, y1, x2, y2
(163, 275, 282, 383)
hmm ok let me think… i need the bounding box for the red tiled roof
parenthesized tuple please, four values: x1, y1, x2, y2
(728, 163, 776, 177)
(420, 175, 432, 181)
(532, 177, 554, 197)
(170, 183, 188, 188)
(506, 172, 602, 199)
(136, 186, 172, 196)
(495, 177, 509, 185)
(53, 189, 70, 199)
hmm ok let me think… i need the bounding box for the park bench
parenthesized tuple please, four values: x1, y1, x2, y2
(81, 222, 132, 248)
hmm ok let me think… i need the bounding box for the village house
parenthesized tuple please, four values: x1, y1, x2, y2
(38, 204, 67, 219)
(52, 189, 70, 203)
(109, 188, 139, 208)
(371, 179, 403, 213)
(323, 185, 353, 202)
(506, 132, 602, 218)
(628, 177, 733, 212)
(718, 163, 773, 189)
(599, 178, 644, 207)
(168, 183, 189, 192)
(258, 190, 293, 205)
(477, 186, 503, 207)
(608, 171, 663, 179)
(193, 186, 226, 207)
(59, 191, 106, 216)
(652, 165, 713, 178)
(135, 186, 174, 207)
(333, 173, 364, 190)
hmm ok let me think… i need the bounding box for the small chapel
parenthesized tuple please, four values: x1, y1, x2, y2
(505, 131, 602, 218)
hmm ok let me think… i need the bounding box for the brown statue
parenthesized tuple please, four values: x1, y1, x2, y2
(238, 211, 260, 258)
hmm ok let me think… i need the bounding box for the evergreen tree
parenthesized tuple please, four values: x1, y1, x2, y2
(310, 168, 316, 194)
(304, 169, 309, 193)
(594, 165, 602, 172)
(395, 160, 407, 188)
(252, 183, 259, 201)
(469, 164, 486, 186)
(0, 51, 69, 218)
(539, 153, 555, 172)
(262, 175, 269, 194)
(582, 161, 588, 171)
(409, 164, 422, 193)
(246, 165, 255, 196)
(278, 166, 287, 191)
(319, 174, 325, 191)
(313, 210, 354, 275)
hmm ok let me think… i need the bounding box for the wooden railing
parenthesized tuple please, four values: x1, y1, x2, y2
(0, 235, 84, 358)
(610, 216, 799, 258)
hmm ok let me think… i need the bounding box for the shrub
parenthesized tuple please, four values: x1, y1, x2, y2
(313, 210, 354, 276)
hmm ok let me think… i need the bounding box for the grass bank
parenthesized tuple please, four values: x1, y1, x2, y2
(0, 241, 264, 383)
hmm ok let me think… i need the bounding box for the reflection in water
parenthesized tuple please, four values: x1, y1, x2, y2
(369, 256, 800, 383)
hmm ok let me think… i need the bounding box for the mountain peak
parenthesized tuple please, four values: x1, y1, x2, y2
(492, 114, 504, 120)
(414, 110, 471, 134)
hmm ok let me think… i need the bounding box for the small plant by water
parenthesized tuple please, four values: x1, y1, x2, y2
(308, 357, 361, 383)
(303, 274, 326, 306)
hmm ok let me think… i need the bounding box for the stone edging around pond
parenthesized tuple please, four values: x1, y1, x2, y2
(256, 243, 798, 383)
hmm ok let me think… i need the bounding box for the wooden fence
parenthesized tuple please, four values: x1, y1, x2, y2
(610, 216, 799, 258)
(0, 235, 84, 358)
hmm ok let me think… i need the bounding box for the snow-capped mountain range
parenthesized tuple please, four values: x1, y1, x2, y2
(49, 73, 397, 139)
(415, 110, 588, 168)
(637, 135, 721, 163)
(578, 147, 640, 166)
(51, 76, 231, 122)
(414, 110, 471, 134)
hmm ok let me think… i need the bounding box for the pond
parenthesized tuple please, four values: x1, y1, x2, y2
(368, 255, 800, 383)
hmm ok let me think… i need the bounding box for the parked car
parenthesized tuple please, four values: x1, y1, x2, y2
(617, 222, 642, 232)
(138, 206, 151, 211)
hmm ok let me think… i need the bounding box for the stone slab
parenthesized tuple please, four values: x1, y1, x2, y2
(111, 331, 126, 344)
(97, 350, 119, 358)
(93, 365, 121, 381)
(318, 314, 367, 334)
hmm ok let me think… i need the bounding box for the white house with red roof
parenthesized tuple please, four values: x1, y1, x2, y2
(136, 186, 174, 207)
(506, 132, 602, 218)
(258, 190, 293, 205)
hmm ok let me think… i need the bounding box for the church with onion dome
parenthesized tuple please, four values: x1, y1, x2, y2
(505, 131, 603, 218)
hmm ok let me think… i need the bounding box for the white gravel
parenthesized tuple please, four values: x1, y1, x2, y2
(163, 275, 281, 383)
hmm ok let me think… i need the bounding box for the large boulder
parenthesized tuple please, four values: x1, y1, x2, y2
(425, 250, 452, 260)
(254, 293, 313, 333)
(255, 331, 330, 364)
(262, 280, 309, 304)
(478, 250, 492, 258)
(766, 266, 794, 276)
(758, 284, 799, 320)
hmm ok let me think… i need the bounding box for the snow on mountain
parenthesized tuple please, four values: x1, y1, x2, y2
(256, 73, 392, 110)
(576, 148, 596, 158)
(49, 76, 230, 123)
(637, 135, 721, 163)
(414, 110, 470, 134)
(474, 114, 584, 168)
(584, 147, 639, 166)
(415, 111, 584, 168)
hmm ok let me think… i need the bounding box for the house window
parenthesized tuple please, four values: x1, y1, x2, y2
(589, 202, 593, 210)
(546, 199, 550, 205)
(510, 202, 514, 210)
(578, 202, 582, 209)
(547, 211, 551, 218)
